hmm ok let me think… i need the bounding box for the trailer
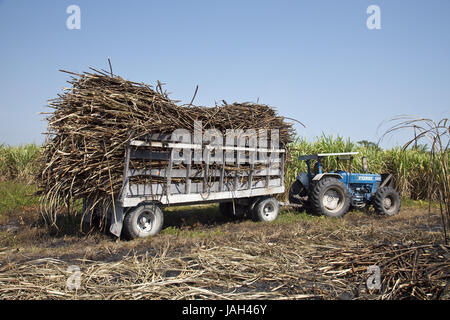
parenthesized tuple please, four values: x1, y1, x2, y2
(98, 133, 286, 239)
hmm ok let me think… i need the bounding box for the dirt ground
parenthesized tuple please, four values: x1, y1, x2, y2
(0, 203, 448, 300)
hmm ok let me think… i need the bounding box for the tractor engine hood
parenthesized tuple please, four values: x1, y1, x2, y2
(335, 171, 382, 184)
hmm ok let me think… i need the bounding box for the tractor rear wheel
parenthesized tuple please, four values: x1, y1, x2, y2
(372, 186, 401, 216)
(309, 177, 351, 217)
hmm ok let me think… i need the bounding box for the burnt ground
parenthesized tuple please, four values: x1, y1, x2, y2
(0, 202, 446, 263)
(0, 202, 448, 299)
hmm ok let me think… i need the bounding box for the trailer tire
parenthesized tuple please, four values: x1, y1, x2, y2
(309, 177, 350, 217)
(122, 204, 164, 240)
(252, 197, 279, 222)
(372, 186, 401, 216)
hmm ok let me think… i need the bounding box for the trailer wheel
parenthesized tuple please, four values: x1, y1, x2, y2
(252, 197, 279, 222)
(309, 177, 350, 217)
(219, 202, 246, 220)
(372, 186, 401, 216)
(123, 204, 164, 239)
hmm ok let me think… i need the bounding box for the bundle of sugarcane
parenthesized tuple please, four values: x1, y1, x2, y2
(37, 69, 294, 225)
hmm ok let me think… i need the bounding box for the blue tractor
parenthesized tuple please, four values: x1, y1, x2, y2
(289, 152, 401, 217)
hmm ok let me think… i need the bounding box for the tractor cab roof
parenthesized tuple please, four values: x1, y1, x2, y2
(299, 152, 359, 161)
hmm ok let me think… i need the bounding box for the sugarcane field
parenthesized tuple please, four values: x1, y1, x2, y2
(0, 1, 449, 309)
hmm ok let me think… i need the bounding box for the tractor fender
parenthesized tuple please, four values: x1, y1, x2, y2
(312, 173, 342, 181)
(296, 172, 310, 189)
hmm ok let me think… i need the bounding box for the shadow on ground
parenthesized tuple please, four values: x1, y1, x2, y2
(162, 204, 241, 230)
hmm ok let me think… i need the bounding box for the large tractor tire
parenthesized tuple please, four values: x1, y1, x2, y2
(123, 203, 164, 239)
(309, 177, 351, 217)
(372, 186, 401, 216)
(219, 202, 246, 220)
(251, 197, 280, 222)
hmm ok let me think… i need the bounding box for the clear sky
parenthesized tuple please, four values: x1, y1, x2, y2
(0, 0, 448, 148)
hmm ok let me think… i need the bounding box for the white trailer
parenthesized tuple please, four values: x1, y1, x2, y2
(106, 134, 286, 239)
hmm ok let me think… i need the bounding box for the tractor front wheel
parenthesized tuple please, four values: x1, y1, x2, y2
(309, 177, 351, 217)
(289, 180, 307, 206)
(372, 186, 401, 216)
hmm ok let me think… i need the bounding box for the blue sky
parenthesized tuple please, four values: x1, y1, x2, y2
(0, 0, 448, 148)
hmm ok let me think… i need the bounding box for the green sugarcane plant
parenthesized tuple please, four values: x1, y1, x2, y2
(381, 116, 449, 244)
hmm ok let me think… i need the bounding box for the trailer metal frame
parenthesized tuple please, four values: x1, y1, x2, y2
(108, 137, 286, 237)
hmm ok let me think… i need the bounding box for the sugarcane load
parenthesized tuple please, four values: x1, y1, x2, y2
(37, 68, 295, 238)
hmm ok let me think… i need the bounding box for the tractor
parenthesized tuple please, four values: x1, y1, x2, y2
(288, 152, 401, 217)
